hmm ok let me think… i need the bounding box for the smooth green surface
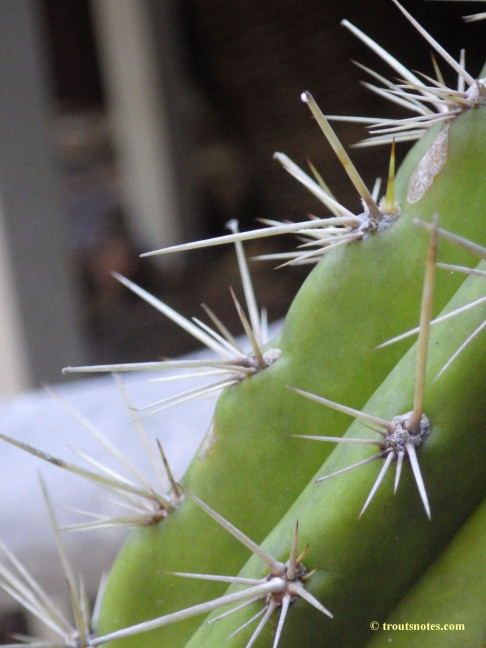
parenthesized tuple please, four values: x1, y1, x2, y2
(184, 261, 486, 648)
(364, 496, 486, 648)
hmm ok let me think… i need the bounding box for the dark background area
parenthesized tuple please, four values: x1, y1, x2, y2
(24, 0, 486, 361)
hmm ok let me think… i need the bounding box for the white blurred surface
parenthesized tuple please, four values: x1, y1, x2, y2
(0, 321, 283, 620)
(0, 364, 214, 611)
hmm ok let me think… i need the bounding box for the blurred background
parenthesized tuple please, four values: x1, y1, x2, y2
(1, 0, 484, 395)
(0, 0, 485, 641)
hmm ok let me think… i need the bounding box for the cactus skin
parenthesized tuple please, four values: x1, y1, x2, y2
(182, 257, 486, 648)
(394, 108, 486, 236)
(364, 496, 486, 648)
(97, 92, 486, 646)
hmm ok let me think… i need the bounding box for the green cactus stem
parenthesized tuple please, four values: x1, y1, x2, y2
(94, 95, 486, 648)
(363, 495, 486, 647)
(178, 256, 486, 648)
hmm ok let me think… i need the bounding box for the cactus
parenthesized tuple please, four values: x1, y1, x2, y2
(2, 2, 486, 648)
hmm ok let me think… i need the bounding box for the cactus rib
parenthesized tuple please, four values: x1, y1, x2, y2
(91, 491, 331, 648)
(183, 254, 486, 648)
